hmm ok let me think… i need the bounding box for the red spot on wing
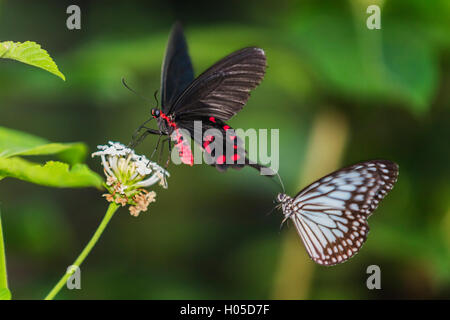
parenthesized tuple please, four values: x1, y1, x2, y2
(203, 135, 215, 154)
(216, 155, 226, 165)
(223, 125, 230, 131)
(203, 141, 212, 153)
(209, 117, 216, 123)
(175, 142, 193, 165)
(232, 154, 240, 161)
(173, 128, 193, 166)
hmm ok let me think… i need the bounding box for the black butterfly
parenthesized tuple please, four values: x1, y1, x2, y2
(131, 22, 269, 173)
(276, 160, 399, 266)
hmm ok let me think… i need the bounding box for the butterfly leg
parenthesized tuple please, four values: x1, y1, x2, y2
(158, 137, 171, 163)
(280, 212, 292, 230)
(129, 130, 149, 149)
(165, 140, 172, 168)
(129, 127, 161, 149)
(150, 133, 163, 159)
(129, 118, 155, 146)
(144, 128, 162, 134)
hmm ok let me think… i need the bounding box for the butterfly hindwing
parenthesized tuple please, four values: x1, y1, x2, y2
(287, 160, 398, 266)
(160, 22, 195, 112)
(176, 116, 250, 171)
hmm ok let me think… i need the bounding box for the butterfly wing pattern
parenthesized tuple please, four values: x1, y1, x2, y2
(279, 160, 399, 266)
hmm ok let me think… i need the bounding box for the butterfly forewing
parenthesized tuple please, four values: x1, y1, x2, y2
(289, 160, 398, 266)
(160, 22, 195, 112)
(169, 47, 266, 120)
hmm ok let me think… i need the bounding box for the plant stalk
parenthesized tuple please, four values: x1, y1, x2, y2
(44, 202, 120, 300)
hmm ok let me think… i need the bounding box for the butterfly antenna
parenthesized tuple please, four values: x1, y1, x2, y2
(253, 163, 285, 194)
(153, 89, 159, 107)
(275, 171, 286, 194)
(122, 78, 152, 103)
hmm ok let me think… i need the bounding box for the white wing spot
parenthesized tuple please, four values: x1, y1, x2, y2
(319, 225, 337, 243)
(337, 222, 348, 233)
(330, 191, 351, 200)
(332, 228, 344, 238)
(341, 171, 361, 178)
(332, 216, 348, 224)
(339, 184, 357, 191)
(317, 185, 334, 193)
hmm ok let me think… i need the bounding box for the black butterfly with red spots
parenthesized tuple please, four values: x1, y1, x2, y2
(132, 22, 270, 173)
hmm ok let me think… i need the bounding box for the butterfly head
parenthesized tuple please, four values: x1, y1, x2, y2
(276, 193, 288, 204)
(151, 108, 160, 119)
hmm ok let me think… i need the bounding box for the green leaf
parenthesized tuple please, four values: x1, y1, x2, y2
(0, 127, 101, 188)
(0, 41, 65, 81)
(0, 288, 11, 300)
(0, 126, 87, 165)
(0, 158, 103, 188)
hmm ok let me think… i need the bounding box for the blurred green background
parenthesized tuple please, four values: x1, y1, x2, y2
(0, 0, 449, 299)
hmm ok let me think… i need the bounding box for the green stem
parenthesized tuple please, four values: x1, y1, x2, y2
(0, 211, 8, 290)
(44, 202, 120, 300)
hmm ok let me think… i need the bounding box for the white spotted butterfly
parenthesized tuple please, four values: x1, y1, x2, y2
(277, 160, 399, 266)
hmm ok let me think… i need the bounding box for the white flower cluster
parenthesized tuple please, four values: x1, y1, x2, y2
(92, 141, 170, 216)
